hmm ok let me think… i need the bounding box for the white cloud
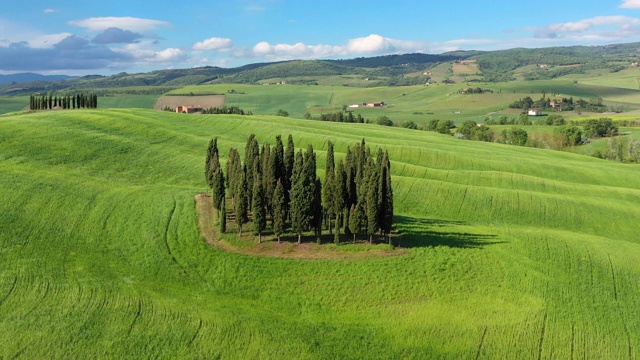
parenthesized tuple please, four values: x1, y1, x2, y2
(154, 48, 185, 62)
(250, 34, 428, 61)
(535, 15, 640, 38)
(620, 0, 640, 9)
(43, 9, 59, 14)
(68, 17, 171, 32)
(29, 33, 72, 48)
(192, 37, 234, 51)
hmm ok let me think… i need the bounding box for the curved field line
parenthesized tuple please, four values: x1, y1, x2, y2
(128, 298, 143, 336)
(537, 311, 548, 360)
(163, 197, 186, 274)
(0, 275, 18, 306)
(189, 318, 203, 346)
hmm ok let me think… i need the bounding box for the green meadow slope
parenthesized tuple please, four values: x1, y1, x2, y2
(1, 109, 639, 358)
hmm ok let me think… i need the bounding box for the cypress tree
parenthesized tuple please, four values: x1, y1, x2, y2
(333, 160, 347, 233)
(380, 151, 394, 244)
(252, 164, 266, 243)
(244, 134, 260, 208)
(348, 202, 365, 243)
(284, 134, 295, 211)
(289, 150, 306, 244)
(272, 179, 286, 243)
(220, 197, 227, 234)
(313, 176, 323, 241)
(213, 167, 225, 215)
(236, 169, 248, 236)
(48, 95, 52, 110)
(261, 143, 274, 219)
(205, 138, 219, 189)
(323, 140, 335, 232)
(72, 95, 76, 109)
(365, 168, 379, 244)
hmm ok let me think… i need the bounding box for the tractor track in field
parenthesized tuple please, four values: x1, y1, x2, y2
(537, 311, 548, 360)
(164, 198, 186, 275)
(0, 275, 18, 306)
(189, 318, 203, 346)
(475, 325, 488, 360)
(128, 298, 143, 336)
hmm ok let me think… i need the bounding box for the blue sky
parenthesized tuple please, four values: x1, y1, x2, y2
(2, 0, 640, 75)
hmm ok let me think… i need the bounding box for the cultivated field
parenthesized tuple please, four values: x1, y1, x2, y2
(1, 109, 639, 358)
(168, 79, 640, 125)
(153, 95, 226, 111)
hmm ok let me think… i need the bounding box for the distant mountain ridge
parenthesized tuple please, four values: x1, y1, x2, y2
(0, 73, 76, 85)
(1, 42, 639, 94)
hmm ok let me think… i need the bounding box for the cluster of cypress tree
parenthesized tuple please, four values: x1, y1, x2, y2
(29, 93, 98, 110)
(204, 135, 394, 245)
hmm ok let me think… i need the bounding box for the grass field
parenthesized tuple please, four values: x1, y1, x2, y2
(1, 108, 639, 358)
(0, 96, 29, 113)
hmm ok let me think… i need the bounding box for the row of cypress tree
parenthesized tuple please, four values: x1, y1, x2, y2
(205, 135, 394, 244)
(29, 93, 98, 110)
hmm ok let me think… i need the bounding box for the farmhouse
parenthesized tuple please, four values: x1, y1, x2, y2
(528, 109, 542, 116)
(550, 100, 563, 111)
(364, 101, 385, 108)
(176, 105, 203, 114)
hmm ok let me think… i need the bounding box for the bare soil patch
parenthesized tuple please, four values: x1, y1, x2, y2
(154, 95, 225, 110)
(194, 193, 405, 259)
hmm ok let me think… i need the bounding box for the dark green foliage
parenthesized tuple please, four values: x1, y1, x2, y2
(219, 197, 226, 234)
(323, 141, 336, 232)
(284, 134, 295, 214)
(401, 120, 418, 129)
(276, 109, 289, 117)
(583, 118, 618, 138)
(289, 150, 307, 244)
(272, 180, 286, 243)
(205, 138, 219, 189)
(436, 120, 455, 134)
(456, 120, 494, 142)
(376, 116, 393, 126)
(501, 127, 529, 146)
(252, 166, 266, 243)
(365, 171, 379, 244)
(554, 126, 583, 148)
(236, 170, 248, 236)
(313, 177, 323, 240)
(202, 105, 250, 115)
(245, 134, 260, 208)
(348, 202, 365, 243)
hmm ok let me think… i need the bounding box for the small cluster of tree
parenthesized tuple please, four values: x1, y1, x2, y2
(310, 111, 367, 123)
(553, 126, 584, 148)
(459, 87, 493, 94)
(205, 135, 394, 245)
(498, 127, 529, 146)
(597, 137, 640, 163)
(509, 95, 607, 113)
(486, 114, 532, 126)
(455, 120, 494, 142)
(275, 109, 289, 117)
(30, 93, 98, 110)
(376, 116, 393, 126)
(582, 118, 619, 138)
(401, 120, 418, 129)
(202, 105, 251, 115)
(425, 119, 455, 134)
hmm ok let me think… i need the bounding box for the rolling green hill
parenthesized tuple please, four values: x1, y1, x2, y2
(1, 109, 639, 358)
(3, 42, 640, 95)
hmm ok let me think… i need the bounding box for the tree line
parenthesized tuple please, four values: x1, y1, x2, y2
(205, 135, 394, 244)
(30, 93, 98, 110)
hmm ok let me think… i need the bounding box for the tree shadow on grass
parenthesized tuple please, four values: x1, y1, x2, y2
(394, 215, 505, 249)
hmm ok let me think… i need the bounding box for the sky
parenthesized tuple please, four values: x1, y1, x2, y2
(2, 0, 640, 75)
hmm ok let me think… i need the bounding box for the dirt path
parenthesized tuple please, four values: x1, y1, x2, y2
(194, 193, 405, 259)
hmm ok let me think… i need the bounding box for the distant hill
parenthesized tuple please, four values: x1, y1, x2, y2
(0, 73, 75, 85)
(1, 42, 639, 94)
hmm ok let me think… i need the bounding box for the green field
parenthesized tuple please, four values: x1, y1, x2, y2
(1, 109, 639, 358)
(0, 96, 29, 113)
